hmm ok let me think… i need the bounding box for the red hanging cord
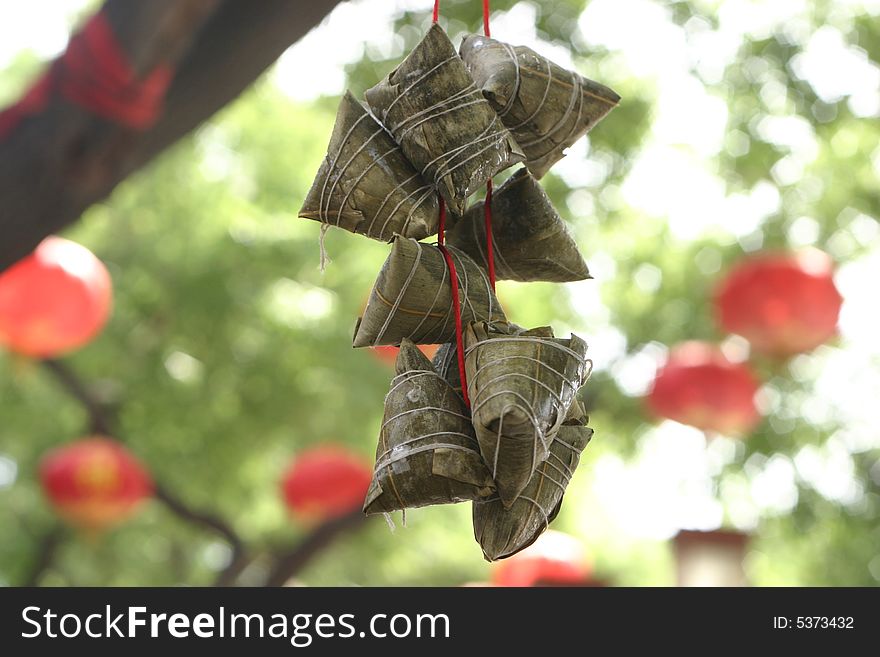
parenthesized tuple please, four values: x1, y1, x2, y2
(483, 0, 491, 36)
(428, 0, 498, 405)
(437, 196, 447, 247)
(436, 197, 471, 407)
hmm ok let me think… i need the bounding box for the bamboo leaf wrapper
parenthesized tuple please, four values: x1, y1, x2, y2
(446, 168, 590, 282)
(460, 34, 620, 179)
(299, 91, 439, 241)
(464, 322, 591, 506)
(353, 237, 506, 348)
(473, 401, 593, 560)
(364, 340, 495, 514)
(365, 23, 524, 215)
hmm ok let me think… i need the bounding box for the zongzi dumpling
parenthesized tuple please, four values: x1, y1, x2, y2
(299, 91, 439, 241)
(473, 401, 593, 561)
(432, 342, 463, 398)
(446, 168, 590, 282)
(460, 34, 620, 179)
(364, 340, 495, 515)
(365, 24, 524, 215)
(353, 237, 506, 348)
(464, 321, 590, 506)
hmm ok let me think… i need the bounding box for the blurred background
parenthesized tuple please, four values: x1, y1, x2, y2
(1, 0, 879, 586)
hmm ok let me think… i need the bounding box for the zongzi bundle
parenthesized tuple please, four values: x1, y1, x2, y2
(464, 321, 590, 506)
(353, 237, 506, 348)
(299, 91, 439, 241)
(460, 34, 620, 179)
(473, 401, 593, 561)
(446, 168, 590, 282)
(365, 23, 524, 215)
(363, 340, 495, 514)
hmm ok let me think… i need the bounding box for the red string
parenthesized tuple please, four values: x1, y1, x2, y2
(436, 196, 471, 407)
(0, 12, 171, 141)
(483, 0, 491, 36)
(428, 0, 492, 405)
(437, 196, 447, 247)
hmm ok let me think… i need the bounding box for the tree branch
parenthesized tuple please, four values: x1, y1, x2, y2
(21, 524, 67, 586)
(42, 359, 115, 435)
(102, 0, 219, 77)
(130, 0, 345, 167)
(151, 484, 247, 586)
(0, 0, 344, 271)
(264, 510, 368, 587)
(41, 357, 250, 586)
(40, 357, 370, 586)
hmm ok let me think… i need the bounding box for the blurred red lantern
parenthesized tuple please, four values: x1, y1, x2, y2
(492, 530, 592, 587)
(0, 236, 112, 358)
(40, 437, 153, 531)
(714, 249, 843, 356)
(647, 341, 761, 435)
(281, 445, 372, 522)
(370, 343, 440, 366)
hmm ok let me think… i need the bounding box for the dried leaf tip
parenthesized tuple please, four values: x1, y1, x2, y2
(395, 338, 433, 375)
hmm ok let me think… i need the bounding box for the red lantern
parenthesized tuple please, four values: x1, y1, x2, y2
(39, 437, 153, 531)
(647, 341, 761, 435)
(492, 530, 592, 587)
(370, 344, 440, 366)
(281, 445, 372, 522)
(0, 236, 112, 358)
(714, 249, 843, 356)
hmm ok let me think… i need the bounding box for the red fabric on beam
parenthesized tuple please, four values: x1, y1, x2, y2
(60, 12, 172, 129)
(0, 12, 172, 141)
(0, 69, 54, 140)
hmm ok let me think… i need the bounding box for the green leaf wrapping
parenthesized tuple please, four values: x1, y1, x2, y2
(464, 322, 591, 506)
(353, 237, 506, 347)
(432, 342, 463, 398)
(365, 23, 524, 215)
(460, 34, 620, 179)
(299, 91, 439, 241)
(473, 401, 593, 561)
(446, 168, 590, 282)
(363, 340, 495, 514)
